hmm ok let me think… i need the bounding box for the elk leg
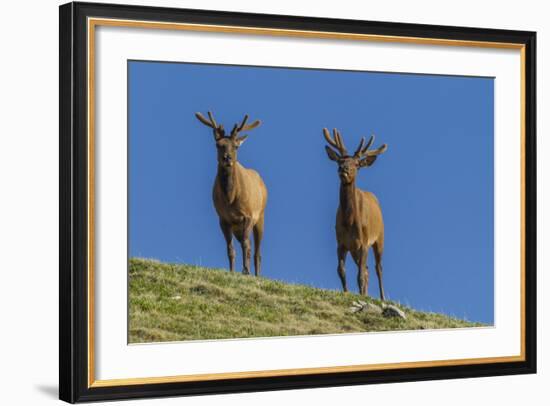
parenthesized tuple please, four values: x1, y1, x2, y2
(337, 245, 348, 292)
(239, 218, 254, 275)
(219, 220, 235, 272)
(357, 248, 369, 296)
(252, 214, 264, 277)
(373, 242, 385, 301)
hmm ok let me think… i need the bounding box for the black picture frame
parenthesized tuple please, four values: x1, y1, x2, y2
(59, 1, 537, 403)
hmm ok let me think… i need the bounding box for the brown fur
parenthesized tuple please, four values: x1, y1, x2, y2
(324, 128, 387, 299)
(196, 112, 267, 276)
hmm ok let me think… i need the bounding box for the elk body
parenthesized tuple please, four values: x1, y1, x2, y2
(196, 111, 267, 276)
(324, 128, 388, 299)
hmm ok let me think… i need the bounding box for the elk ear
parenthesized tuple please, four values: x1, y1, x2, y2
(235, 135, 248, 147)
(358, 155, 378, 167)
(359, 143, 388, 167)
(325, 146, 340, 162)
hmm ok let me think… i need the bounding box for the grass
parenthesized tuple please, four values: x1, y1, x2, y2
(129, 257, 484, 343)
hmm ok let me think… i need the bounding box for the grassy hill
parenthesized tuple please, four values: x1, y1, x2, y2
(129, 258, 483, 343)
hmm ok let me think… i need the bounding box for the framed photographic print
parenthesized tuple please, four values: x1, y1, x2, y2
(59, 1, 537, 403)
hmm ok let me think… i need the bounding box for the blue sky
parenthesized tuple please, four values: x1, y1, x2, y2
(128, 60, 494, 324)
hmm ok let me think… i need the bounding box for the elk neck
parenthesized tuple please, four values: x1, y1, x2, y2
(339, 180, 358, 226)
(217, 162, 239, 203)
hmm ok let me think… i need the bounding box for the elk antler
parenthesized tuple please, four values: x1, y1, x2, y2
(196, 111, 226, 140)
(231, 114, 261, 139)
(367, 143, 388, 156)
(195, 111, 219, 129)
(323, 128, 348, 156)
(353, 137, 366, 157)
(356, 134, 387, 158)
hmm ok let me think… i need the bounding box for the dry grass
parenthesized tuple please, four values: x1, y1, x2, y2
(129, 258, 483, 343)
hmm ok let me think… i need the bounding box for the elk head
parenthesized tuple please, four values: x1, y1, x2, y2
(196, 111, 261, 168)
(323, 128, 387, 184)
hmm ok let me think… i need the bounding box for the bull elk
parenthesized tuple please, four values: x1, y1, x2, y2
(195, 111, 267, 276)
(323, 128, 388, 299)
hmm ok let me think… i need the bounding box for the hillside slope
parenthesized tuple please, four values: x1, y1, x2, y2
(129, 258, 483, 343)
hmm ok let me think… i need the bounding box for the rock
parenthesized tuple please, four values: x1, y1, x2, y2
(382, 304, 407, 320)
(363, 303, 383, 314)
(349, 301, 363, 313)
(349, 301, 383, 314)
(350, 303, 363, 313)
